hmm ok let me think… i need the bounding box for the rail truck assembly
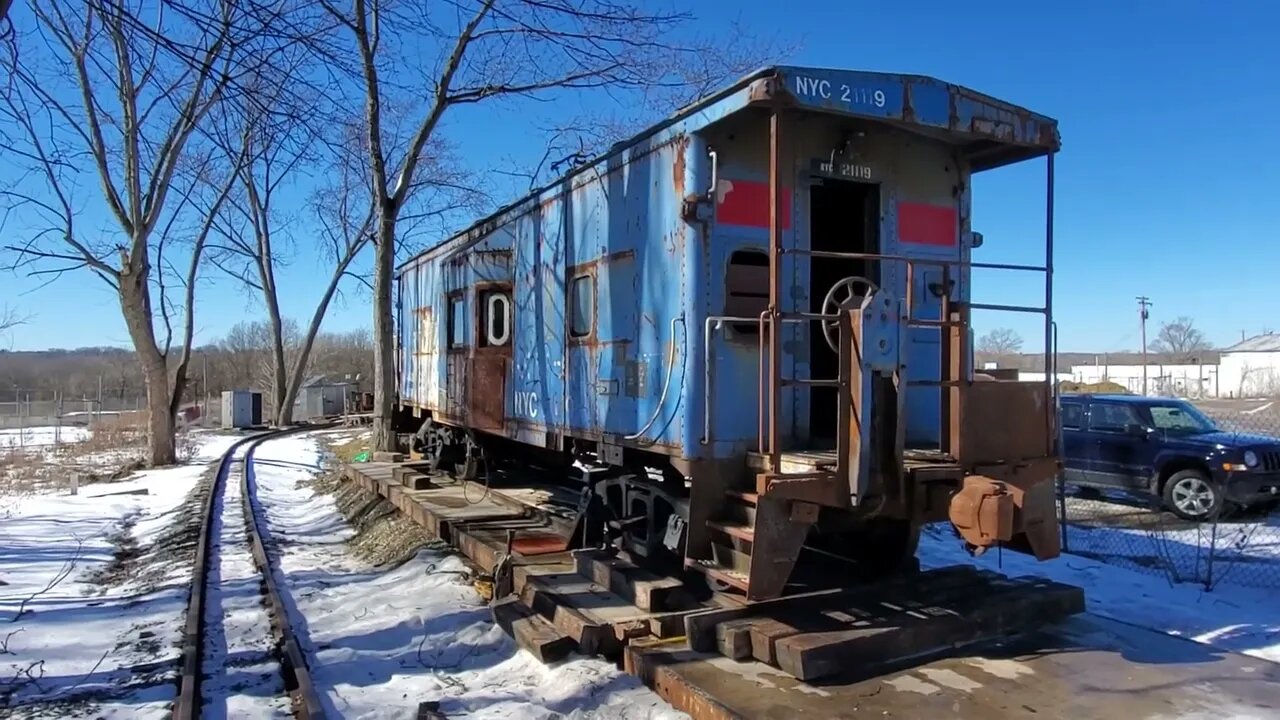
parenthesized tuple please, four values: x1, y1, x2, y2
(394, 65, 1062, 602)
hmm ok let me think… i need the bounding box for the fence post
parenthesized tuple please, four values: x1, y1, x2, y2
(1057, 472, 1068, 552)
(1205, 513, 1218, 591)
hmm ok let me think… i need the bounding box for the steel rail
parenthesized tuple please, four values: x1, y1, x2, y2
(174, 424, 328, 719)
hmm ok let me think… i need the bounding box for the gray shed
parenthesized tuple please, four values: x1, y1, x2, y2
(221, 390, 263, 429)
(294, 374, 359, 420)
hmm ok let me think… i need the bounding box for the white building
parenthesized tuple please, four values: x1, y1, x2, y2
(1218, 334, 1280, 399)
(1070, 363, 1219, 398)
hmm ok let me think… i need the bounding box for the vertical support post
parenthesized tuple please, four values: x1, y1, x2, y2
(1044, 152, 1056, 455)
(836, 310, 852, 486)
(767, 109, 783, 470)
(939, 265, 962, 458)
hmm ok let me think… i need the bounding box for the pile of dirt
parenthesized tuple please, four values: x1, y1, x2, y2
(315, 470, 436, 567)
(1060, 380, 1131, 395)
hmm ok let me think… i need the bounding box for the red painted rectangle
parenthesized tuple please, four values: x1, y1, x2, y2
(897, 202, 957, 246)
(717, 179, 792, 230)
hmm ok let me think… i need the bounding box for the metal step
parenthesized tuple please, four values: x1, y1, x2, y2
(685, 558, 750, 592)
(706, 520, 755, 543)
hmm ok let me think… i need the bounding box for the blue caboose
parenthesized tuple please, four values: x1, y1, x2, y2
(397, 66, 1062, 600)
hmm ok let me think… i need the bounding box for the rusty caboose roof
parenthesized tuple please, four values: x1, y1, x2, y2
(399, 65, 1059, 272)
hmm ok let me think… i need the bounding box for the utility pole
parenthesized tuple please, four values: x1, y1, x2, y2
(1137, 296, 1152, 396)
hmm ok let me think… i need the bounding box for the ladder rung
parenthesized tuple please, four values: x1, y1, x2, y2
(780, 378, 840, 387)
(707, 520, 755, 542)
(685, 559, 750, 591)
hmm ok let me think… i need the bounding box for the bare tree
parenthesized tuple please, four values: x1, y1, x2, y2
(0, 305, 25, 333)
(0, 2, 265, 465)
(977, 328, 1024, 356)
(1150, 316, 1211, 358)
(317, 0, 776, 450)
(205, 64, 315, 424)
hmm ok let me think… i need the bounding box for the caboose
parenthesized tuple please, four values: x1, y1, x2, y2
(396, 66, 1062, 601)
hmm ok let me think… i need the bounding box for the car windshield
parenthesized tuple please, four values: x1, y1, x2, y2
(1147, 402, 1218, 434)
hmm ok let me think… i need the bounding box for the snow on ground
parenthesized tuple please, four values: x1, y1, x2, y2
(201, 448, 289, 720)
(0, 431, 246, 718)
(919, 525, 1280, 664)
(0, 426, 92, 449)
(1059, 490, 1280, 587)
(253, 431, 687, 720)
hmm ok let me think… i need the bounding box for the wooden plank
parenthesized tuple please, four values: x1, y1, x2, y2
(715, 619, 756, 661)
(683, 566, 981, 652)
(404, 473, 437, 490)
(574, 549, 688, 612)
(774, 578, 1085, 681)
(684, 587, 849, 653)
(516, 570, 610, 656)
(490, 596, 575, 663)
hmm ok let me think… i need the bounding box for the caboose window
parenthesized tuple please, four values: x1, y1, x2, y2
(725, 250, 769, 335)
(481, 290, 511, 347)
(448, 295, 466, 348)
(570, 274, 594, 338)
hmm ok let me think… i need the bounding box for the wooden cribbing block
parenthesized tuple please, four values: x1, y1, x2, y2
(774, 577, 1084, 681)
(683, 566, 982, 653)
(715, 619, 757, 661)
(491, 595, 575, 664)
(574, 549, 687, 612)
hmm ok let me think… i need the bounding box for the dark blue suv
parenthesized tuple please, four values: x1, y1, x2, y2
(1059, 394, 1280, 520)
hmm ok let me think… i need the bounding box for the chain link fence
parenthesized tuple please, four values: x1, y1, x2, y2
(1057, 396, 1280, 591)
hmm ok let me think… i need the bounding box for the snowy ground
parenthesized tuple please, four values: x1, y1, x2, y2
(0, 432, 240, 717)
(0, 426, 93, 449)
(2, 425, 1278, 718)
(201, 445, 290, 720)
(920, 524, 1280, 664)
(254, 430, 685, 720)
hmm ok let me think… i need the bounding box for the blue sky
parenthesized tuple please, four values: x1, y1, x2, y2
(3, 1, 1278, 354)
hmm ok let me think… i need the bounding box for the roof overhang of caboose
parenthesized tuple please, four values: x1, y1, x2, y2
(397, 65, 1060, 274)
(701, 66, 1060, 172)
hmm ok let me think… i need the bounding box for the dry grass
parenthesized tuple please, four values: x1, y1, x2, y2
(0, 418, 153, 509)
(329, 433, 372, 463)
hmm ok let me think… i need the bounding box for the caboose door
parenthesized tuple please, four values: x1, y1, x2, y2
(467, 284, 512, 431)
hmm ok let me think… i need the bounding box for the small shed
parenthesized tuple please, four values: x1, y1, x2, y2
(294, 374, 360, 420)
(221, 390, 263, 429)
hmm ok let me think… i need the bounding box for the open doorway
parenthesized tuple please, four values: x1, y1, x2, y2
(808, 177, 880, 444)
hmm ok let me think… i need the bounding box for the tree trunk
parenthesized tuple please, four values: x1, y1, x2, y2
(147, 365, 178, 464)
(265, 294, 289, 426)
(118, 265, 178, 466)
(278, 245, 362, 427)
(372, 212, 397, 452)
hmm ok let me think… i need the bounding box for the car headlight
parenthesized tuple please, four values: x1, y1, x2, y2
(1244, 450, 1259, 468)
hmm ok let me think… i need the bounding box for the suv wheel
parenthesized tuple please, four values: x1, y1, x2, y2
(1162, 469, 1222, 521)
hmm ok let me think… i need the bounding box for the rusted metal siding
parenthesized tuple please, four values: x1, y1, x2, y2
(396, 65, 1058, 461)
(698, 114, 980, 451)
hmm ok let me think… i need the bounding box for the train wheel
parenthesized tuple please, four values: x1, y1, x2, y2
(593, 470, 687, 574)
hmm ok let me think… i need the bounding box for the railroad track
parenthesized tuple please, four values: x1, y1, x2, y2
(175, 427, 325, 719)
